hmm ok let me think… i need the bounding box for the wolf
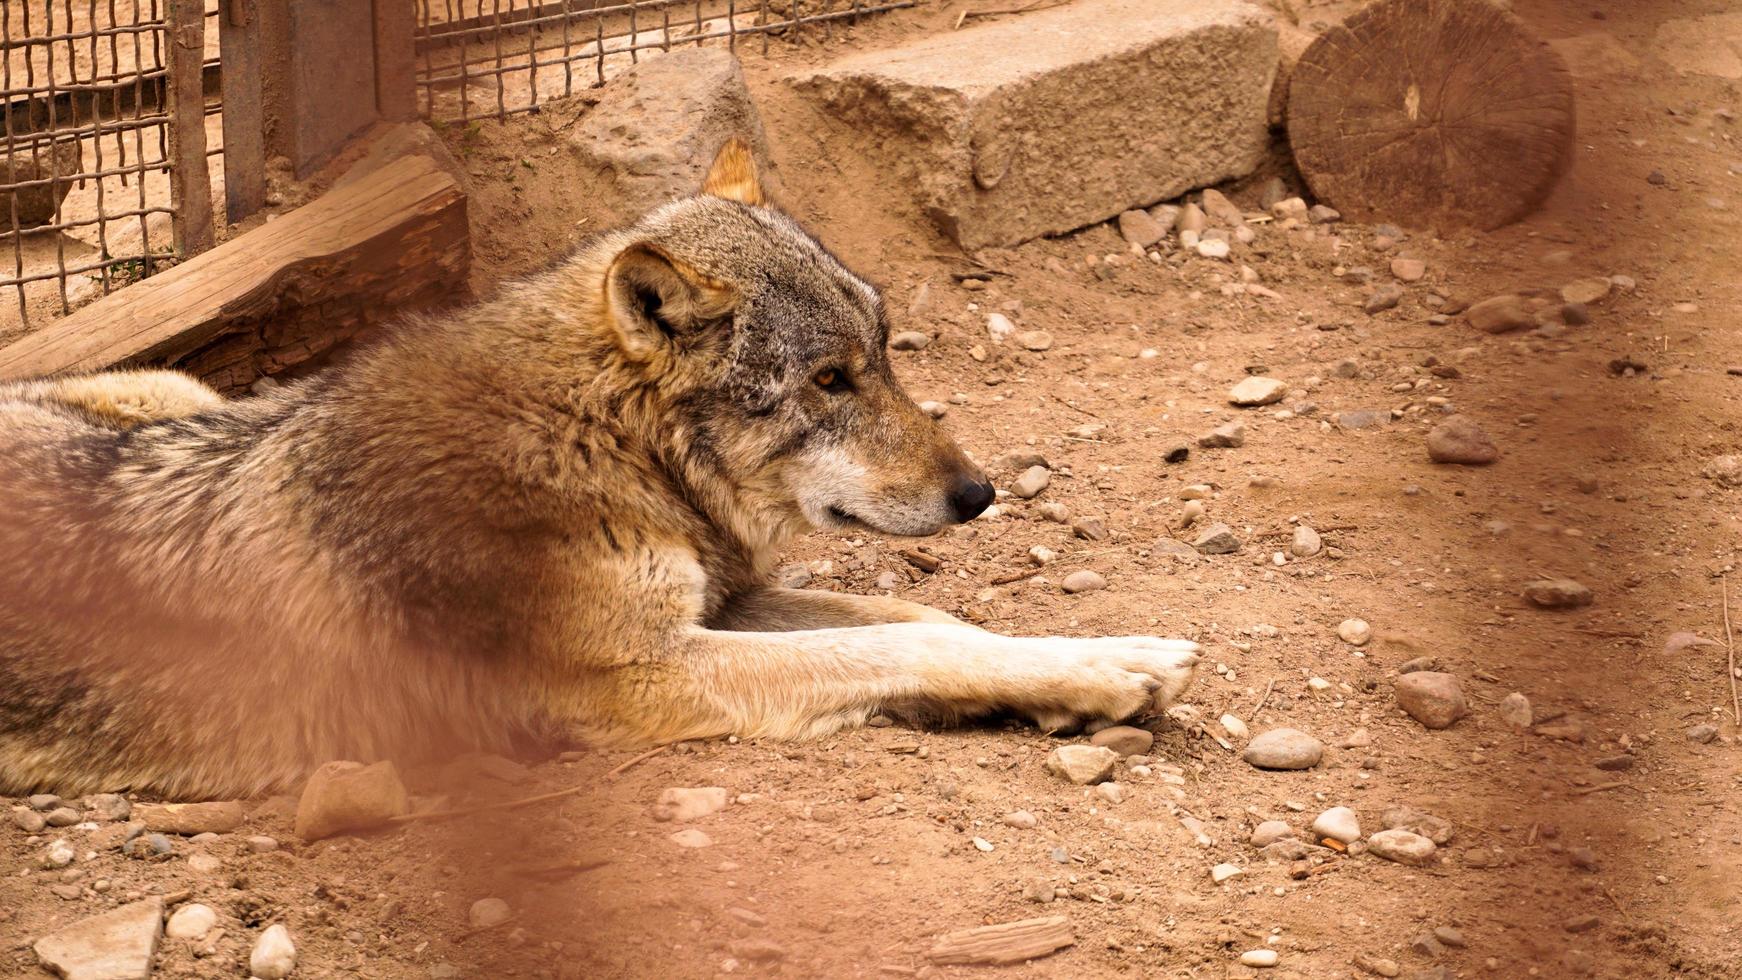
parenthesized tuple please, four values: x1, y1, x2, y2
(0, 140, 1198, 799)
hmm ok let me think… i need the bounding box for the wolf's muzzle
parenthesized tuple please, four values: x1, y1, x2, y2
(948, 475, 996, 524)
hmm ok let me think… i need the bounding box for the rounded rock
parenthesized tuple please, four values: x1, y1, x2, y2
(249, 923, 297, 980)
(1061, 570, 1108, 595)
(1427, 416, 1499, 465)
(468, 897, 512, 929)
(1523, 578, 1593, 609)
(1229, 376, 1288, 407)
(1044, 744, 1118, 785)
(1242, 729, 1324, 770)
(1240, 949, 1279, 968)
(1393, 672, 1469, 730)
(166, 903, 218, 940)
(1367, 828, 1437, 866)
(1336, 618, 1372, 646)
(1250, 820, 1293, 848)
(1089, 725, 1153, 757)
(1311, 806, 1361, 844)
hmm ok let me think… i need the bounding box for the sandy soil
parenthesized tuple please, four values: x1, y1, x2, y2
(5, 0, 1742, 978)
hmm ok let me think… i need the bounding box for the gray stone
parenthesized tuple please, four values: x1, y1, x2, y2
(1260, 838, 1310, 861)
(1426, 416, 1499, 465)
(1380, 806, 1454, 845)
(1117, 209, 1168, 246)
(1229, 376, 1287, 406)
(1191, 522, 1241, 554)
(1242, 728, 1323, 770)
(1308, 204, 1341, 223)
(13, 807, 46, 832)
(792, 0, 1276, 249)
(1044, 744, 1118, 785)
(1364, 284, 1403, 314)
(250, 923, 297, 980)
(1687, 723, 1719, 744)
(890, 330, 931, 351)
(1367, 829, 1437, 866)
(34, 897, 163, 980)
(652, 787, 729, 822)
(80, 795, 130, 823)
(45, 807, 82, 828)
(1524, 578, 1594, 609)
(1010, 465, 1052, 499)
(1089, 725, 1153, 756)
(1393, 672, 1469, 730)
(28, 794, 62, 811)
(569, 49, 773, 226)
(1250, 820, 1293, 847)
(1498, 692, 1533, 729)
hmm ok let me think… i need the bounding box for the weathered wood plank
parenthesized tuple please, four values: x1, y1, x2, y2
(374, 0, 419, 123)
(0, 155, 469, 391)
(220, 0, 267, 225)
(165, 0, 214, 255)
(926, 915, 1075, 966)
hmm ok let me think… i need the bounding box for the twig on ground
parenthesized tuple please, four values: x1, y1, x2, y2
(1571, 781, 1628, 797)
(508, 858, 612, 879)
(989, 569, 1039, 585)
(960, 0, 1071, 21)
(1603, 884, 1633, 922)
(1251, 678, 1276, 716)
(390, 745, 671, 825)
(1725, 576, 1741, 725)
(607, 742, 674, 778)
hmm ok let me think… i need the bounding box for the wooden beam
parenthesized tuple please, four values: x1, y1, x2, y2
(220, 0, 267, 225)
(165, 0, 214, 256)
(927, 916, 1075, 966)
(374, 0, 419, 122)
(0, 155, 469, 390)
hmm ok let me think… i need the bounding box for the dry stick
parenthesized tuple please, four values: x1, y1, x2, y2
(1603, 884, 1633, 922)
(1571, 781, 1628, 797)
(606, 742, 674, 778)
(389, 745, 675, 825)
(1251, 678, 1276, 716)
(1725, 576, 1741, 726)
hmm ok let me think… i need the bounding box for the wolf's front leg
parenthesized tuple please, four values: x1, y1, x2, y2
(708, 587, 974, 631)
(612, 624, 1199, 743)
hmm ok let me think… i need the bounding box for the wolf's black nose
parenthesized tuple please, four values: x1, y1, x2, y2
(949, 476, 996, 523)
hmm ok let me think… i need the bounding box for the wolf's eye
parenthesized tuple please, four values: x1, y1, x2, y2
(814, 368, 851, 393)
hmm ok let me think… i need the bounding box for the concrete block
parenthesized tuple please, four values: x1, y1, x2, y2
(568, 48, 774, 223)
(791, 0, 1276, 249)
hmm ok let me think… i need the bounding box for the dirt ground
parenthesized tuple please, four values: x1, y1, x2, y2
(6, 0, 1742, 977)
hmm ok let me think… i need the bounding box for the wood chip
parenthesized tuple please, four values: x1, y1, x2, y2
(926, 915, 1075, 966)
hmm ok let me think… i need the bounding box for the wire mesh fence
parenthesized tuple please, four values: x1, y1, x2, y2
(414, 0, 915, 126)
(0, 0, 217, 333)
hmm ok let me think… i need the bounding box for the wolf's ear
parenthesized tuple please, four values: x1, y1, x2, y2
(701, 137, 767, 207)
(604, 243, 736, 361)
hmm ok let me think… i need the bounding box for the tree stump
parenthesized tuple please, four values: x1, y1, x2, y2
(1286, 0, 1575, 232)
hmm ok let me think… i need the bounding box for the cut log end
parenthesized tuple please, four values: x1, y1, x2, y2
(926, 915, 1075, 966)
(1286, 0, 1575, 232)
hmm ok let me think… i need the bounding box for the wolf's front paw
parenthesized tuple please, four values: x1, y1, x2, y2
(1022, 637, 1200, 732)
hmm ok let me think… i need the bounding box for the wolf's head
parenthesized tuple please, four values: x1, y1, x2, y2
(592, 139, 994, 539)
